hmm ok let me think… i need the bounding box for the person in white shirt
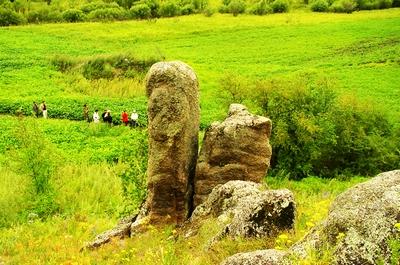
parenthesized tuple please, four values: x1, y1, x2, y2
(93, 109, 100, 123)
(130, 110, 139, 127)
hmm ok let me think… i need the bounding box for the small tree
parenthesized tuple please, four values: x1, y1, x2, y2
(14, 119, 60, 218)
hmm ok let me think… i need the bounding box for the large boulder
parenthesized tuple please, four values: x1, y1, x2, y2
(220, 170, 400, 265)
(140, 61, 200, 225)
(194, 104, 272, 207)
(291, 169, 400, 264)
(189, 181, 295, 244)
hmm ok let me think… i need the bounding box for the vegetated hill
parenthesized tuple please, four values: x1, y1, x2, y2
(0, 9, 399, 127)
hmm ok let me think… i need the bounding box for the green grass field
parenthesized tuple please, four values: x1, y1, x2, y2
(1, 9, 400, 264)
(1, 9, 399, 124)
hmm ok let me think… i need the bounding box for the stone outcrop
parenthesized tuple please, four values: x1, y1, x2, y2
(189, 181, 295, 244)
(220, 250, 286, 265)
(220, 170, 400, 265)
(141, 61, 200, 225)
(291, 169, 400, 264)
(83, 214, 137, 250)
(194, 104, 272, 207)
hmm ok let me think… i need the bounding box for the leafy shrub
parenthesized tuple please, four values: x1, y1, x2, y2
(0, 8, 26, 26)
(378, 0, 392, 8)
(192, 0, 208, 10)
(357, 0, 380, 9)
(218, 4, 230, 13)
(159, 1, 180, 17)
(14, 120, 60, 218)
(117, 129, 148, 215)
(218, 73, 249, 103)
(180, 4, 195, 15)
(219, 73, 399, 179)
(228, 0, 246, 16)
(271, 0, 289, 12)
(80, 1, 120, 13)
(248, 0, 272, 15)
(329, 0, 356, 12)
(27, 8, 62, 23)
(393, 0, 400, 7)
(62, 9, 86, 22)
(130, 3, 151, 19)
(310, 0, 329, 11)
(87, 7, 129, 21)
(203, 6, 216, 16)
(144, 0, 161, 17)
(117, 0, 137, 9)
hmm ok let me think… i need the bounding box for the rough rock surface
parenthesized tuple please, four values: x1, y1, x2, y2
(291, 169, 400, 264)
(141, 61, 200, 225)
(220, 250, 286, 265)
(190, 180, 295, 243)
(220, 170, 400, 265)
(194, 104, 272, 207)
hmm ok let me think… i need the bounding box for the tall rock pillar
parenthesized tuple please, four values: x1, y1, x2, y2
(145, 61, 199, 225)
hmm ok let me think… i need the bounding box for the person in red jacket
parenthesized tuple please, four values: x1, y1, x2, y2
(121, 110, 129, 126)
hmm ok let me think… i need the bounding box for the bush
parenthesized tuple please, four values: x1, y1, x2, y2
(378, 0, 392, 8)
(117, 0, 136, 9)
(62, 9, 86, 22)
(130, 3, 151, 19)
(27, 8, 62, 24)
(87, 7, 129, 21)
(203, 6, 216, 16)
(0, 8, 26, 26)
(357, 0, 379, 9)
(180, 4, 195, 15)
(117, 130, 148, 215)
(248, 0, 272, 15)
(271, 0, 289, 12)
(192, 0, 208, 10)
(144, 0, 161, 17)
(219, 73, 400, 179)
(218, 4, 230, 13)
(393, 0, 400, 6)
(14, 120, 60, 218)
(159, 1, 180, 17)
(228, 0, 246, 16)
(310, 0, 329, 11)
(80, 1, 120, 13)
(329, 0, 356, 12)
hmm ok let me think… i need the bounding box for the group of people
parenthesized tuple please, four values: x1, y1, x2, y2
(32, 101, 48, 118)
(31, 101, 139, 127)
(85, 104, 139, 127)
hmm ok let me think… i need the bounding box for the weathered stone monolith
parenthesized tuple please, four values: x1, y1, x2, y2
(193, 104, 272, 207)
(142, 61, 199, 225)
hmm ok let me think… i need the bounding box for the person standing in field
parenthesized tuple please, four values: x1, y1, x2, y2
(130, 110, 138, 127)
(106, 110, 113, 125)
(93, 109, 100, 123)
(40, 101, 48, 119)
(83, 104, 89, 122)
(32, 102, 39, 117)
(102, 109, 107, 122)
(121, 110, 129, 126)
